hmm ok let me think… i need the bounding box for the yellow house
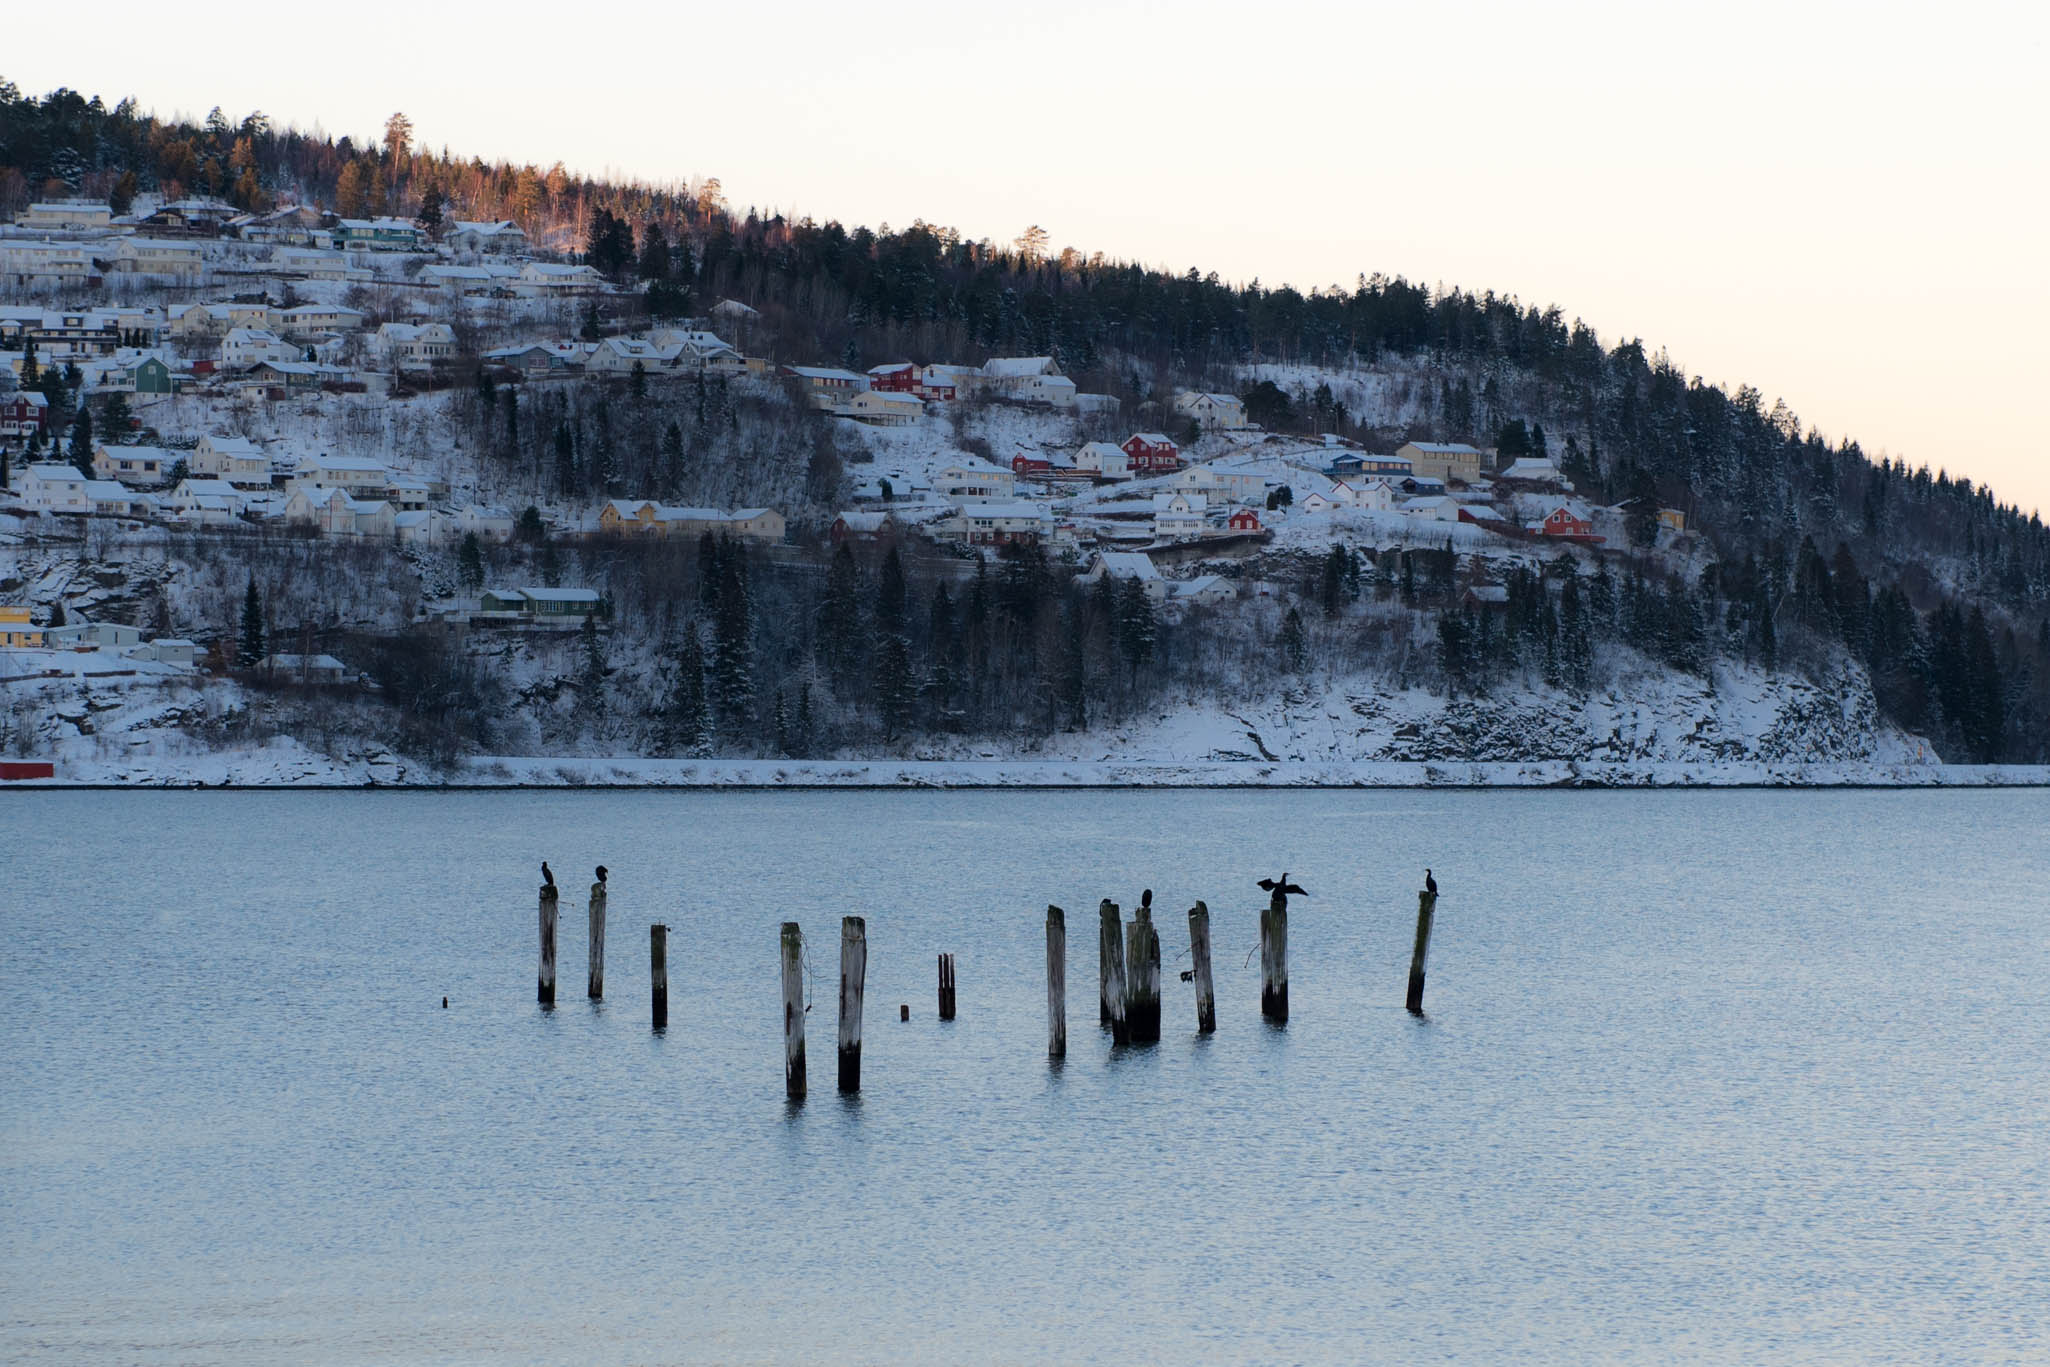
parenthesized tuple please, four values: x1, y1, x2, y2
(1659, 508, 1687, 533)
(1395, 441, 1485, 484)
(598, 500, 667, 535)
(1, 605, 47, 648)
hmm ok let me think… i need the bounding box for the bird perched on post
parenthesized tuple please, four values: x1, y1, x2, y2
(1425, 868, 1438, 897)
(595, 865, 608, 885)
(541, 861, 555, 889)
(1140, 889, 1152, 913)
(1258, 873, 1307, 910)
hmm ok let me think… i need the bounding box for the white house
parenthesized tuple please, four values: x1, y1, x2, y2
(1175, 391, 1250, 429)
(937, 501, 1052, 546)
(222, 327, 301, 368)
(446, 220, 529, 253)
(1400, 495, 1462, 522)
(394, 510, 448, 545)
(285, 485, 396, 538)
(842, 390, 924, 426)
(91, 444, 177, 486)
(192, 435, 274, 487)
(1153, 492, 1207, 541)
(109, 238, 206, 277)
(16, 201, 113, 231)
(459, 505, 517, 542)
(276, 304, 366, 338)
(1075, 441, 1132, 481)
(935, 463, 1016, 500)
(1167, 575, 1235, 609)
(0, 241, 95, 288)
(273, 247, 353, 281)
(515, 262, 605, 296)
(126, 638, 197, 667)
(374, 322, 457, 370)
(18, 463, 91, 513)
(1081, 551, 1167, 602)
(1015, 373, 1078, 407)
(81, 480, 158, 518)
(289, 454, 391, 495)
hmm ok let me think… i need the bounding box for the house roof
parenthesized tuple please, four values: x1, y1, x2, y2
(867, 362, 916, 375)
(981, 356, 1055, 377)
(520, 588, 602, 604)
(1128, 432, 1174, 445)
(1404, 442, 1482, 455)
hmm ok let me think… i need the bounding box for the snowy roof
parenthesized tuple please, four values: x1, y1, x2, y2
(393, 510, 433, 527)
(867, 362, 916, 375)
(956, 501, 1051, 521)
(1465, 585, 1510, 602)
(24, 462, 83, 480)
(787, 365, 866, 382)
(981, 356, 1055, 378)
(519, 588, 602, 604)
(1092, 552, 1160, 580)
(201, 436, 263, 454)
(1129, 432, 1174, 445)
(1499, 458, 1563, 479)
(297, 454, 390, 474)
(1405, 442, 1482, 455)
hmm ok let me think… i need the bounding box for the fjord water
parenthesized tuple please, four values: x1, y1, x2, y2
(4, 789, 2046, 1364)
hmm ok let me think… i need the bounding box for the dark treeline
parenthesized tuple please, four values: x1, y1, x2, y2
(5, 80, 2044, 761)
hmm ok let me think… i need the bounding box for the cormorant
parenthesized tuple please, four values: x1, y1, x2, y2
(1257, 873, 1308, 899)
(595, 865, 608, 884)
(1425, 868, 1438, 897)
(1141, 889, 1152, 911)
(541, 861, 555, 889)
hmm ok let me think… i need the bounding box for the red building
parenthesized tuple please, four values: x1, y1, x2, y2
(1121, 432, 1181, 476)
(0, 392, 50, 439)
(1228, 507, 1261, 532)
(1538, 506, 1601, 542)
(867, 362, 918, 393)
(1012, 453, 1053, 476)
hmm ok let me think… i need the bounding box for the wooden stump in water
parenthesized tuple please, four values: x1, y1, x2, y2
(781, 922, 805, 1099)
(538, 884, 558, 1007)
(1046, 905, 1067, 1060)
(1188, 900, 1215, 1034)
(1123, 908, 1161, 1044)
(650, 923, 668, 1030)
(838, 916, 867, 1093)
(1260, 892, 1288, 1023)
(587, 882, 607, 1000)
(937, 953, 957, 1021)
(1099, 900, 1128, 1045)
(1407, 890, 1437, 1015)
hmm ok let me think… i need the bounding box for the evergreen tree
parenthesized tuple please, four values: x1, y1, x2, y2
(237, 576, 264, 667)
(793, 680, 815, 757)
(457, 532, 485, 590)
(816, 541, 863, 691)
(577, 613, 608, 718)
(1281, 606, 1307, 674)
(711, 542, 755, 728)
(637, 220, 671, 281)
(20, 339, 38, 387)
(667, 631, 711, 755)
(416, 183, 445, 237)
(67, 406, 92, 477)
(629, 360, 647, 401)
(872, 545, 914, 735)
(1116, 576, 1156, 681)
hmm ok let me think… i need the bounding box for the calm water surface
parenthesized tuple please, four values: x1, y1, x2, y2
(3, 789, 2047, 1364)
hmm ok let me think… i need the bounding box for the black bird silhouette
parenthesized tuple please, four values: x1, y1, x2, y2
(1258, 873, 1308, 899)
(541, 861, 555, 888)
(1425, 868, 1438, 897)
(595, 865, 608, 884)
(1141, 889, 1153, 911)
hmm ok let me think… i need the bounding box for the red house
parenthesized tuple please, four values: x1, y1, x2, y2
(867, 362, 918, 393)
(0, 392, 50, 439)
(1228, 507, 1261, 531)
(1121, 432, 1181, 476)
(1537, 505, 1601, 542)
(1012, 453, 1053, 476)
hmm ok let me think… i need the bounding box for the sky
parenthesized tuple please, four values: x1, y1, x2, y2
(12, 0, 2050, 512)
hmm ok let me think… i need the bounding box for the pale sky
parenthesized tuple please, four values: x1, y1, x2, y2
(14, 0, 2049, 512)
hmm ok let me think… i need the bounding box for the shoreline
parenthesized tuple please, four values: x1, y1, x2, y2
(12, 755, 2050, 790)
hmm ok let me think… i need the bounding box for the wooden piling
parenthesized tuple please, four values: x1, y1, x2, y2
(1099, 900, 1128, 1044)
(1407, 890, 1438, 1015)
(650, 923, 668, 1030)
(1260, 890, 1288, 1023)
(1046, 905, 1067, 1060)
(1188, 900, 1215, 1033)
(538, 883, 558, 1006)
(937, 953, 957, 1021)
(587, 881, 607, 999)
(900, 1003, 909, 1022)
(781, 922, 805, 1099)
(1124, 905, 1161, 1044)
(838, 916, 867, 1093)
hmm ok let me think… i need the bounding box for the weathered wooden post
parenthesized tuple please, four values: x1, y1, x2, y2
(937, 953, 957, 1020)
(1188, 900, 1215, 1034)
(538, 882, 558, 1007)
(838, 916, 867, 1093)
(1258, 874, 1303, 1024)
(1124, 902, 1161, 1044)
(781, 922, 805, 1099)
(587, 878, 607, 999)
(1407, 890, 1438, 1015)
(1046, 904, 1067, 1060)
(1099, 900, 1128, 1045)
(899, 1003, 909, 1022)
(650, 923, 668, 1030)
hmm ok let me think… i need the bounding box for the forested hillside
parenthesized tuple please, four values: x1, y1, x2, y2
(3, 80, 2046, 766)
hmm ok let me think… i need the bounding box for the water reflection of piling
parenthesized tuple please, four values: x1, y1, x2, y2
(838, 916, 866, 1094)
(538, 883, 558, 1007)
(937, 953, 957, 1021)
(1099, 901, 1128, 1045)
(781, 922, 806, 1099)
(650, 923, 668, 1030)
(1407, 891, 1437, 1015)
(1187, 901, 1215, 1034)
(1046, 905, 1067, 1060)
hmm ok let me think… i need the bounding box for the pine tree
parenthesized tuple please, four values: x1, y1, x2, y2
(872, 545, 914, 736)
(816, 541, 862, 691)
(711, 543, 755, 728)
(1116, 577, 1156, 681)
(1281, 606, 1307, 674)
(67, 406, 92, 477)
(577, 613, 608, 718)
(457, 532, 485, 590)
(237, 576, 264, 667)
(668, 631, 711, 755)
(793, 680, 815, 757)
(629, 360, 647, 401)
